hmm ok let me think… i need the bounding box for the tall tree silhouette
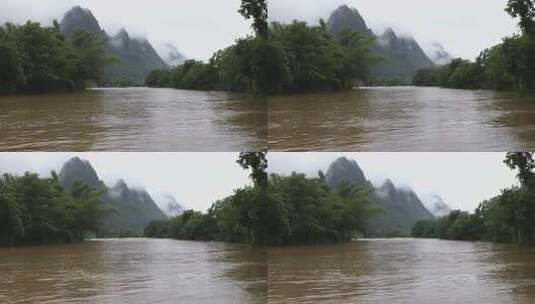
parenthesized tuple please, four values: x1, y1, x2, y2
(506, 0, 535, 35)
(239, 0, 267, 38)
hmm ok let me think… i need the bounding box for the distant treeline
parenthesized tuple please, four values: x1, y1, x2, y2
(99, 77, 143, 88)
(0, 172, 110, 246)
(0, 21, 113, 94)
(145, 152, 380, 246)
(413, 0, 535, 93)
(413, 152, 535, 245)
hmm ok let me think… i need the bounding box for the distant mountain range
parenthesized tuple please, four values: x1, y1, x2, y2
(325, 157, 451, 236)
(159, 43, 187, 67)
(152, 193, 186, 217)
(426, 42, 453, 66)
(327, 5, 452, 82)
(59, 6, 185, 84)
(58, 157, 184, 235)
(419, 193, 452, 218)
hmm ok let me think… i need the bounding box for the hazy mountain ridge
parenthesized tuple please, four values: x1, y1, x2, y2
(59, 157, 102, 190)
(426, 42, 453, 65)
(420, 193, 452, 217)
(58, 157, 167, 235)
(327, 5, 435, 82)
(59, 6, 169, 83)
(325, 157, 434, 236)
(159, 43, 187, 67)
(153, 193, 185, 217)
(325, 157, 367, 186)
(327, 5, 374, 37)
(59, 6, 104, 36)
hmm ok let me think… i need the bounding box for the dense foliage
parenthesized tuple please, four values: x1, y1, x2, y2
(411, 210, 483, 241)
(239, 0, 268, 38)
(146, 0, 379, 95)
(145, 185, 267, 243)
(145, 152, 271, 244)
(145, 0, 276, 95)
(0, 21, 112, 94)
(145, 153, 379, 246)
(99, 77, 143, 88)
(413, 0, 535, 93)
(145, 36, 282, 94)
(0, 172, 109, 246)
(268, 21, 380, 92)
(265, 173, 378, 244)
(412, 153, 535, 245)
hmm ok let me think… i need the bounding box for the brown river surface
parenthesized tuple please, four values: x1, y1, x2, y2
(268, 87, 535, 151)
(268, 238, 535, 304)
(2, 238, 535, 303)
(0, 88, 266, 151)
(0, 239, 266, 304)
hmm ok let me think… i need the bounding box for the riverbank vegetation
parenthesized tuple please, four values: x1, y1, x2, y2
(145, 152, 272, 244)
(145, 0, 380, 95)
(145, 152, 380, 246)
(0, 21, 113, 94)
(145, 36, 282, 94)
(265, 173, 379, 244)
(0, 172, 110, 246)
(146, 22, 379, 94)
(413, 152, 535, 245)
(145, 0, 278, 95)
(267, 21, 380, 93)
(413, 0, 535, 93)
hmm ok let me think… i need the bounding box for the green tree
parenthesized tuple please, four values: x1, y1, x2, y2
(502, 152, 535, 243)
(145, 154, 380, 246)
(0, 21, 111, 94)
(147, 13, 378, 94)
(144, 220, 169, 238)
(239, 0, 267, 38)
(411, 220, 437, 238)
(0, 174, 25, 245)
(505, 152, 535, 186)
(414, 1, 535, 92)
(506, 0, 535, 35)
(69, 28, 115, 89)
(269, 21, 378, 92)
(477, 198, 513, 242)
(267, 172, 377, 245)
(0, 171, 108, 246)
(412, 153, 535, 245)
(237, 152, 267, 187)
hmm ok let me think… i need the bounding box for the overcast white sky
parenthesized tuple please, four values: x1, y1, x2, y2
(0, 0, 251, 61)
(269, 0, 518, 60)
(268, 153, 518, 212)
(0, 153, 251, 212)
